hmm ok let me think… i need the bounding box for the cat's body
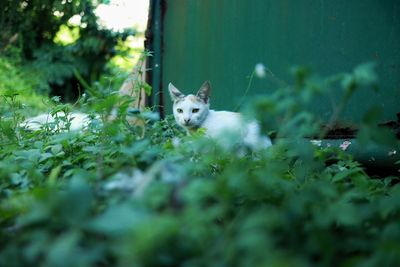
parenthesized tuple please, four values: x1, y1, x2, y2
(22, 65, 147, 132)
(168, 81, 272, 149)
(22, 112, 92, 131)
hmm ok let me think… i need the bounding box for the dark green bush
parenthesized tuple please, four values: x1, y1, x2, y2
(0, 0, 134, 101)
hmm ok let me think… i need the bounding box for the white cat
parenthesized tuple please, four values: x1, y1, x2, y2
(168, 81, 272, 149)
(22, 112, 93, 131)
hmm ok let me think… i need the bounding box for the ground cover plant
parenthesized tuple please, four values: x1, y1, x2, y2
(0, 64, 400, 267)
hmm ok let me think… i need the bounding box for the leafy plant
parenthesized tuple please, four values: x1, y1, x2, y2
(0, 64, 399, 267)
(1, 0, 135, 101)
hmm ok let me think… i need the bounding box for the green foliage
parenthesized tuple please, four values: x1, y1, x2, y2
(0, 56, 51, 116)
(0, 0, 135, 101)
(1, 64, 400, 267)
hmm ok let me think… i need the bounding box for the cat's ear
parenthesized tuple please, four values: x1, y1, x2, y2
(168, 83, 184, 102)
(196, 80, 211, 104)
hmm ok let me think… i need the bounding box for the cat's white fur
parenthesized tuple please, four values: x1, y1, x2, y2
(22, 112, 92, 131)
(168, 81, 272, 149)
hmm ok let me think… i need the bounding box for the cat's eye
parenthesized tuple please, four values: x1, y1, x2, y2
(192, 108, 200, 113)
(177, 108, 183, 113)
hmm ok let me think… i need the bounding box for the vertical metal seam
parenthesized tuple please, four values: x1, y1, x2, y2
(145, 0, 165, 118)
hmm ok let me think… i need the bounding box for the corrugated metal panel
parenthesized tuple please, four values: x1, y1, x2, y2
(157, 0, 399, 123)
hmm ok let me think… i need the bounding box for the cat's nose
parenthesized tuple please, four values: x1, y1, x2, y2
(184, 118, 191, 123)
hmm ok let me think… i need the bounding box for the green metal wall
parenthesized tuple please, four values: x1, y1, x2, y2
(158, 0, 399, 123)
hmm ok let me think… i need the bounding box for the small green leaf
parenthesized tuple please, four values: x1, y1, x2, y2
(48, 165, 62, 185)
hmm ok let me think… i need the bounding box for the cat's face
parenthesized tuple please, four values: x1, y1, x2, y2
(168, 81, 211, 130)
